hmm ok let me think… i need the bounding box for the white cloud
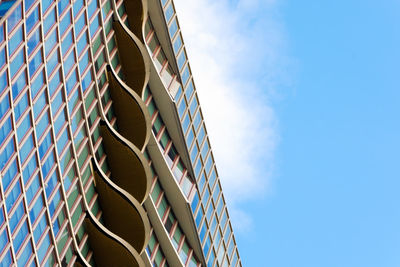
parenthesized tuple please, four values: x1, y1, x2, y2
(173, 0, 291, 232)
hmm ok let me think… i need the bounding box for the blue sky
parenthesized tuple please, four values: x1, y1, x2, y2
(174, 0, 400, 266)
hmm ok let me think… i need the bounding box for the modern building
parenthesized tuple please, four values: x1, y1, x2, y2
(0, 0, 241, 266)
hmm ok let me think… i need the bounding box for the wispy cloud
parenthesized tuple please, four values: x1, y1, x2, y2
(173, 0, 292, 232)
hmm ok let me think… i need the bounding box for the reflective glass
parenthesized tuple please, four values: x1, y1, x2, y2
(14, 92, 28, 121)
(26, 175, 40, 204)
(20, 134, 34, 163)
(43, 9, 56, 34)
(29, 50, 43, 78)
(0, 116, 12, 144)
(45, 29, 57, 57)
(173, 34, 183, 54)
(10, 49, 24, 78)
(26, 6, 39, 34)
(27, 28, 41, 55)
(60, 10, 72, 36)
(9, 26, 23, 56)
(169, 18, 178, 38)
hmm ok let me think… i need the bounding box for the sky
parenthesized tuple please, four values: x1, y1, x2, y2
(173, 0, 400, 266)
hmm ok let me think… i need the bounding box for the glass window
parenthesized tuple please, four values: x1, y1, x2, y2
(75, 14, 86, 37)
(26, 7, 39, 35)
(88, 0, 98, 18)
(14, 93, 28, 121)
(17, 114, 31, 142)
(60, 10, 72, 36)
(181, 65, 190, 85)
(19, 134, 34, 163)
(79, 51, 90, 75)
(42, 0, 53, 13)
(37, 233, 50, 263)
(12, 70, 27, 100)
(190, 143, 198, 163)
(3, 160, 18, 191)
(182, 113, 190, 133)
(177, 50, 186, 70)
(193, 110, 202, 131)
(29, 195, 44, 223)
(45, 171, 58, 198)
(17, 240, 32, 267)
(45, 29, 57, 57)
(164, 3, 174, 23)
(0, 48, 6, 69)
(29, 51, 43, 79)
(0, 138, 14, 171)
(51, 90, 63, 116)
(42, 152, 55, 178)
(81, 69, 93, 92)
(13, 220, 28, 252)
(171, 227, 182, 249)
(9, 26, 23, 57)
(7, 3, 21, 32)
(66, 70, 78, 95)
(0, 116, 12, 144)
(179, 242, 189, 264)
(43, 9, 56, 34)
(27, 27, 41, 56)
(36, 111, 49, 139)
(47, 51, 59, 76)
(169, 18, 178, 38)
(31, 70, 44, 98)
(73, 0, 84, 17)
(26, 175, 40, 204)
(0, 71, 7, 95)
(173, 34, 183, 54)
(54, 110, 66, 135)
(6, 180, 21, 211)
(39, 132, 52, 160)
(62, 30, 73, 56)
(10, 49, 24, 78)
(195, 207, 203, 228)
(77, 32, 88, 56)
(90, 15, 100, 38)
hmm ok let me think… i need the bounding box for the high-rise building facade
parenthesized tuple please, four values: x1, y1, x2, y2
(0, 0, 241, 266)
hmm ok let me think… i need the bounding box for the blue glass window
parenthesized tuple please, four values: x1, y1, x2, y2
(10, 49, 24, 78)
(26, 175, 40, 204)
(0, 138, 14, 170)
(0, 116, 12, 144)
(0, 25, 3, 44)
(0, 94, 10, 119)
(79, 51, 89, 75)
(42, 0, 53, 14)
(0, 48, 6, 69)
(169, 19, 178, 38)
(27, 28, 41, 56)
(198, 125, 205, 145)
(64, 52, 75, 77)
(8, 26, 23, 56)
(26, 6, 39, 34)
(0, 230, 8, 253)
(38, 233, 50, 262)
(88, 0, 98, 19)
(189, 97, 198, 116)
(209, 169, 217, 189)
(33, 92, 47, 121)
(77, 32, 88, 55)
(54, 111, 66, 135)
(20, 134, 34, 163)
(45, 29, 57, 57)
(14, 92, 28, 121)
(191, 191, 200, 213)
(0, 71, 7, 95)
(185, 81, 194, 101)
(23, 156, 37, 184)
(185, 127, 194, 148)
(164, 4, 174, 23)
(198, 172, 206, 193)
(17, 114, 31, 142)
(75, 14, 86, 36)
(13, 221, 28, 252)
(7, 3, 21, 33)
(182, 113, 190, 133)
(39, 132, 52, 160)
(90, 15, 100, 38)
(31, 70, 44, 98)
(181, 66, 190, 85)
(2, 160, 18, 191)
(0, 250, 12, 266)
(62, 30, 73, 56)
(6, 180, 21, 211)
(178, 51, 186, 70)
(33, 215, 47, 243)
(45, 171, 58, 198)
(190, 143, 198, 163)
(12, 70, 27, 99)
(66, 70, 78, 95)
(29, 50, 43, 78)
(47, 51, 59, 76)
(25, 0, 36, 12)
(73, 0, 84, 18)
(58, 0, 69, 15)
(42, 152, 54, 178)
(51, 91, 63, 116)
(48, 189, 61, 217)
(43, 9, 56, 34)
(193, 111, 201, 130)
(9, 201, 24, 232)
(195, 207, 203, 228)
(178, 99, 186, 118)
(60, 10, 72, 36)
(49, 70, 61, 96)
(174, 85, 182, 101)
(203, 235, 211, 257)
(81, 70, 93, 92)
(57, 129, 69, 153)
(161, 0, 168, 7)
(29, 196, 44, 224)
